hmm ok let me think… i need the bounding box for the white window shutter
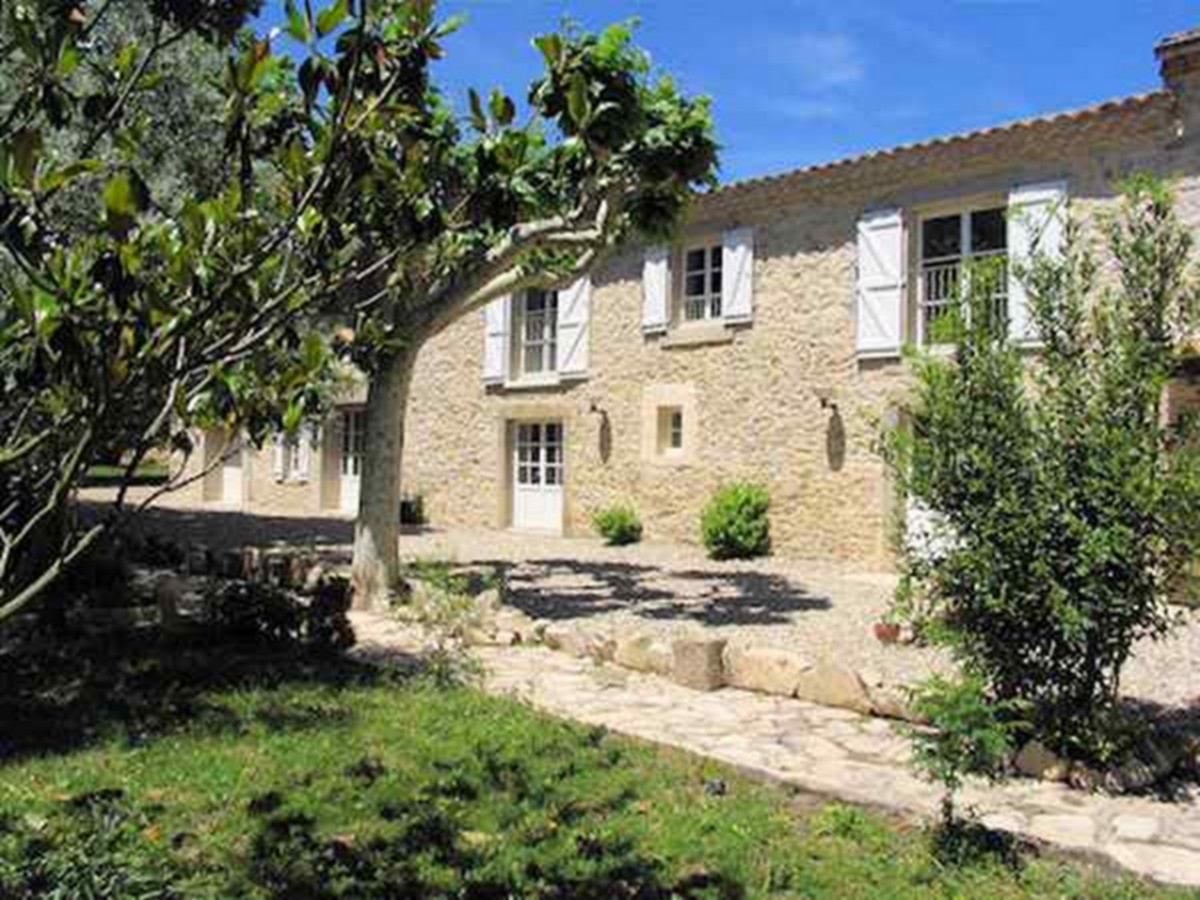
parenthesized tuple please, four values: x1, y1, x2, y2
(855, 208, 905, 355)
(482, 295, 511, 384)
(721, 226, 755, 323)
(271, 433, 286, 482)
(557, 278, 590, 378)
(642, 245, 670, 334)
(296, 424, 314, 483)
(1008, 180, 1067, 343)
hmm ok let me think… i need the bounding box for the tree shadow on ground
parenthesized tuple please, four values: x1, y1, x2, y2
(488, 558, 831, 626)
(1114, 696, 1200, 797)
(0, 629, 417, 764)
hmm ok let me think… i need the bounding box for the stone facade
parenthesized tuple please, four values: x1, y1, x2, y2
(179, 30, 1200, 571)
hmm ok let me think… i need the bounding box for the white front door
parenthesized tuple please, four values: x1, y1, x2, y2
(221, 441, 243, 505)
(340, 409, 365, 514)
(512, 421, 564, 533)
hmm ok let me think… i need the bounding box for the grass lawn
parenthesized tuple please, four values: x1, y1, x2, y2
(0, 639, 1189, 899)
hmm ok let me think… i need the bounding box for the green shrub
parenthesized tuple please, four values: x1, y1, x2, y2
(592, 505, 643, 545)
(700, 482, 770, 559)
(883, 176, 1200, 763)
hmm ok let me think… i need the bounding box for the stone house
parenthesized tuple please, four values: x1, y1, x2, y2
(179, 27, 1200, 571)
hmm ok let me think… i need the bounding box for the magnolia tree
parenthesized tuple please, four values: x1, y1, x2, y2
(336, 12, 718, 606)
(0, 0, 717, 619)
(887, 177, 1200, 762)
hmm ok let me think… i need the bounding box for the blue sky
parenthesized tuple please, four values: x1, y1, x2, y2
(258, 1, 1198, 185)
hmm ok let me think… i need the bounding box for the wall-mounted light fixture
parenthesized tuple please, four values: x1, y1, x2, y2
(813, 387, 838, 413)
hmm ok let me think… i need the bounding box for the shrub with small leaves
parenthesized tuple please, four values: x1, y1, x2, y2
(701, 482, 771, 560)
(592, 505, 643, 545)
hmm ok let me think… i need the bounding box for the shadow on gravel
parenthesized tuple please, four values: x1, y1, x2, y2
(491, 558, 830, 626)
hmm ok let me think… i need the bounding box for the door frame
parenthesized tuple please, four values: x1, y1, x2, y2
(496, 405, 574, 535)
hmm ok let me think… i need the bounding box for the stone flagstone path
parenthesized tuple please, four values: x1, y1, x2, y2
(352, 611, 1200, 886)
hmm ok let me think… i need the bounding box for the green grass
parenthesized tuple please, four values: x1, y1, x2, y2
(0, 642, 1188, 899)
(82, 460, 170, 487)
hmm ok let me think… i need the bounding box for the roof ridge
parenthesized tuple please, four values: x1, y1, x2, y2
(710, 89, 1171, 199)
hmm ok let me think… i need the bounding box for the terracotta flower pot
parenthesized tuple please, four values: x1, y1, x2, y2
(873, 622, 901, 644)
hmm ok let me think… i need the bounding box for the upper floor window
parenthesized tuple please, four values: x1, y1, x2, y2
(683, 244, 722, 322)
(919, 206, 1007, 344)
(515, 288, 558, 377)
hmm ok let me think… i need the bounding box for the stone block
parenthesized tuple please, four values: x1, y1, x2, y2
(492, 608, 537, 642)
(217, 548, 244, 580)
(671, 637, 727, 691)
(1014, 740, 1071, 782)
(793, 662, 872, 714)
(185, 545, 211, 576)
(544, 623, 613, 660)
(613, 633, 672, 675)
(722, 643, 811, 696)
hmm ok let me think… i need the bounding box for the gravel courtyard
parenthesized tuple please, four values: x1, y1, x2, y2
(94, 494, 1200, 712)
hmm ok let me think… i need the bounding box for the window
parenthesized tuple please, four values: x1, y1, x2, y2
(515, 289, 558, 377)
(515, 422, 562, 486)
(683, 244, 722, 322)
(919, 206, 1007, 344)
(341, 410, 365, 478)
(286, 438, 303, 480)
(657, 406, 684, 456)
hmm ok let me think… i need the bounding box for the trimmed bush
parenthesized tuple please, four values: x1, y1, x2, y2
(592, 505, 643, 545)
(701, 482, 770, 559)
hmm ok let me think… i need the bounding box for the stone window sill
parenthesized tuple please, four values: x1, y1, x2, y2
(661, 322, 735, 349)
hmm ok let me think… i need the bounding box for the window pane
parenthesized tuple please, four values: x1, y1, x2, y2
(710, 296, 722, 318)
(709, 270, 722, 295)
(545, 423, 560, 443)
(685, 248, 706, 273)
(684, 298, 706, 321)
(526, 290, 546, 313)
(686, 273, 706, 297)
(971, 208, 1007, 253)
(922, 215, 961, 260)
(710, 246, 722, 270)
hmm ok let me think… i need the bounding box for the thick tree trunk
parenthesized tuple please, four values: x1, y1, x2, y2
(351, 346, 418, 610)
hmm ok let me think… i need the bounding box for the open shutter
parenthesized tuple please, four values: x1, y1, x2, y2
(642, 245, 670, 333)
(721, 226, 755, 323)
(557, 278, 590, 378)
(271, 433, 286, 482)
(295, 425, 314, 483)
(482, 296, 511, 384)
(856, 208, 905, 355)
(1008, 180, 1067, 343)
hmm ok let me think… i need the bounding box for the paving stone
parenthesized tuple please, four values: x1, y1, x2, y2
(1111, 814, 1161, 842)
(1103, 843, 1200, 886)
(1028, 814, 1097, 849)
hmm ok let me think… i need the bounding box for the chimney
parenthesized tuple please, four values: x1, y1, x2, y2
(1157, 27, 1200, 90)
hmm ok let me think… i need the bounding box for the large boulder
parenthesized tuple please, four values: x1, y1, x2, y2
(793, 662, 872, 714)
(722, 643, 811, 697)
(671, 637, 727, 691)
(613, 632, 673, 675)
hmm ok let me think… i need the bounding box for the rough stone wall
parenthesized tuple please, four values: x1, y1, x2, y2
(400, 93, 1200, 571)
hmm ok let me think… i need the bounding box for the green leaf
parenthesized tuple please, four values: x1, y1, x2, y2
(567, 73, 590, 128)
(39, 158, 101, 193)
(283, 0, 310, 43)
(489, 89, 515, 127)
(102, 169, 150, 239)
(316, 0, 349, 38)
(11, 129, 42, 186)
(467, 88, 487, 132)
(533, 34, 562, 68)
(436, 12, 467, 38)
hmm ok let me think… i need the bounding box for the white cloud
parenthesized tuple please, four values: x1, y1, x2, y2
(768, 32, 866, 89)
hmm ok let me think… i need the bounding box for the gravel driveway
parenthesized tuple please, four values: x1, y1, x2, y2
(83, 492, 1200, 711)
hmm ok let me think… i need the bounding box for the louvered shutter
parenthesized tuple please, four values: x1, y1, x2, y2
(642, 245, 670, 333)
(721, 226, 755, 323)
(271, 433, 286, 482)
(556, 278, 590, 378)
(1008, 181, 1067, 343)
(482, 296, 511, 384)
(855, 208, 905, 355)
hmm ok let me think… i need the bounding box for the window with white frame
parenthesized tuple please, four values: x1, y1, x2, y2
(514, 288, 558, 377)
(656, 406, 684, 456)
(286, 437, 303, 479)
(919, 205, 1007, 344)
(682, 244, 722, 322)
